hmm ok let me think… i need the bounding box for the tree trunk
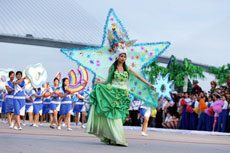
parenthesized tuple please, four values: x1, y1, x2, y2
(183, 76, 188, 92)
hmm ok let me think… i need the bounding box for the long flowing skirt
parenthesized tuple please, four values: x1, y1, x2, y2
(86, 105, 128, 146)
(86, 83, 130, 146)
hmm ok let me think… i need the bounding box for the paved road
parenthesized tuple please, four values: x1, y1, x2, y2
(0, 123, 230, 153)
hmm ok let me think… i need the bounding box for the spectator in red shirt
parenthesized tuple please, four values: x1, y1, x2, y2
(227, 76, 230, 89)
(192, 80, 202, 95)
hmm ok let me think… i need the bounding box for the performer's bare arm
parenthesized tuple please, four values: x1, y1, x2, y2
(76, 93, 85, 100)
(13, 76, 28, 85)
(5, 86, 14, 93)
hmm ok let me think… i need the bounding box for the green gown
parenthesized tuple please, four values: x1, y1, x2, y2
(86, 65, 131, 146)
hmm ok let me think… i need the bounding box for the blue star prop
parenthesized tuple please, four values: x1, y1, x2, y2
(60, 8, 170, 107)
(153, 73, 174, 100)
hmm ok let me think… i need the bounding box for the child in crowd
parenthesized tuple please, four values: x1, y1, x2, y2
(162, 112, 173, 128)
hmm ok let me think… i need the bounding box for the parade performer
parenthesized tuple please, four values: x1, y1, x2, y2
(57, 78, 73, 131)
(5, 71, 15, 128)
(24, 90, 34, 126)
(87, 51, 155, 146)
(73, 89, 87, 129)
(60, 9, 170, 146)
(13, 71, 27, 130)
(0, 89, 7, 122)
(41, 84, 51, 125)
(0, 89, 4, 119)
(86, 24, 158, 145)
(50, 78, 61, 129)
(32, 88, 43, 127)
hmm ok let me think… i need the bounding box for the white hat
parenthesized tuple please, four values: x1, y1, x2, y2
(113, 42, 128, 60)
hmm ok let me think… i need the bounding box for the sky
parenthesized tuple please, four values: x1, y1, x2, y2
(0, 0, 230, 91)
(77, 0, 230, 67)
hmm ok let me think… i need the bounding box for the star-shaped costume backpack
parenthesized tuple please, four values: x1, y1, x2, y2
(61, 9, 171, 107)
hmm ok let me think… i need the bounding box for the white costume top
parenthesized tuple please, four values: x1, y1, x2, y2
(222, 100, 228, 110)
(129, 99, 143, 111)
(165, 116, 172, 122)
(184, 98, 192, 105)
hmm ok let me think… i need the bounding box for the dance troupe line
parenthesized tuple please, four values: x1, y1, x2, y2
(0, 73, 89, 131)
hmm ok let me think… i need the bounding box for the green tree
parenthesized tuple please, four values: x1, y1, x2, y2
(144, 61, 168, 84)
(144, 56, 205, 93)
(167, 57, 205, 92)
(208, 64, 230, 85)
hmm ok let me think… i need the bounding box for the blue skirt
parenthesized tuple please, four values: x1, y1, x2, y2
(50, 103, 61, 111)
(13, 98, 25, 115)
(139, 108, 147, 117)
(33, 103, 43, 115)
(5, 97, 14, 113)
(73, 104, 84, 113)
(1, 102, 6, 114)
(59, 103, 72, 115)
(42, 104, 50, 114)
(181, 105, 190, 129)
(25, 103, 33, 112)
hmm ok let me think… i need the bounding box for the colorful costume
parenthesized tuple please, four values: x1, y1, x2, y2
(60, 9, 170, 146)
(60, 9, 170, 108)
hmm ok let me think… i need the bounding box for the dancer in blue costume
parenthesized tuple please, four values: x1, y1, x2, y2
(13, 71, 27, 130)
(0, 90, 4, 116)
(24, 90, 34, 126)
(57, 78, 73, 131)
(50, 78, 61, 129)
(1, 90, 7, 122)
(32, 88, 43, 127)
(73, 89, 87, 128)
(5, 71, 15, 128)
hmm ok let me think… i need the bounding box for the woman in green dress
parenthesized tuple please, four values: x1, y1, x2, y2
(86, 48, 155, 146)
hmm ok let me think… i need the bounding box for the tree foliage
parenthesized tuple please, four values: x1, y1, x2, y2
(144, 61, 168, 84)
(208, 64, 230, 85)
(144, 55, 205, 92)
